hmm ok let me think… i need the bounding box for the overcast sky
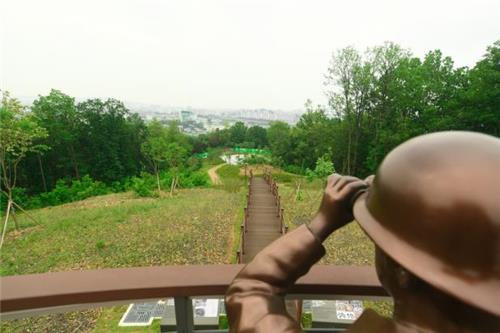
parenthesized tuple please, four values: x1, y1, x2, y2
(1, 0, 499, 110)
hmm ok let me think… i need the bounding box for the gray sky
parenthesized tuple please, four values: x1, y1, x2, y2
(1, 0, 499, 110)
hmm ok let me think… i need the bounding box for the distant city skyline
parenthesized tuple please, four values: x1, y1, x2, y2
(2, 0, 499, 109)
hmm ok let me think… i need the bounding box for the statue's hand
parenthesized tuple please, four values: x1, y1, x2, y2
(308, 174, 368, 242)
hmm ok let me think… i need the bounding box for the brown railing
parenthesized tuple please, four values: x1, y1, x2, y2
(263, 172, 287, 234)
(236, 172, 252, 264)
(1, 265, 387, 319)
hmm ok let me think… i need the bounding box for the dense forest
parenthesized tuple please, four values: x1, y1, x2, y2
(1, 41, 498, 212)
(196, 41, 499, 176)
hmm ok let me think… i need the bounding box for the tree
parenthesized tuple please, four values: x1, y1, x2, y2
(31, 89, 81, 186)
(325, 46, 361, 174)
(77, 98, 145, 183)
(0, 92, 47, 245)
(245, 126, 268, 148)
(165, 142, 188, 195)
(292, 107, 334, 170)
(458, 40, 500, 136)
(141, 120, 170, 196)
(229, 121, 247, 145)
(267, 121, 292, 166)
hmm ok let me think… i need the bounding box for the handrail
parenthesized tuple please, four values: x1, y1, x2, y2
(1, 265, 387, 318)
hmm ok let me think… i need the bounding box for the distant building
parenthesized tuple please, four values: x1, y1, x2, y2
(179, 110, 196, 123)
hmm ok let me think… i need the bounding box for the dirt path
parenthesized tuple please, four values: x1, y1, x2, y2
(207, 163, 225, 185)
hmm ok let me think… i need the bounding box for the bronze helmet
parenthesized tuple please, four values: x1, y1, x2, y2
(353, 131, 500, 316)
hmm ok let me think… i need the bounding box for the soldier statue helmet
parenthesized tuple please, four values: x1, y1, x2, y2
(354, 131, 500, 329)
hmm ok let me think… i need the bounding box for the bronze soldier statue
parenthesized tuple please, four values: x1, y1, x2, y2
(225, 131, 500, 332)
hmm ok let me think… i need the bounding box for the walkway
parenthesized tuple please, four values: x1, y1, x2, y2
(237, 173, 301, 319)
(238, 173, 285, 263)
(207, 163, 224, 185)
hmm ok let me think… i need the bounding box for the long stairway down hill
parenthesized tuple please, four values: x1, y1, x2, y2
(236, 173, 301, 319)
(239, 174, 286, 263)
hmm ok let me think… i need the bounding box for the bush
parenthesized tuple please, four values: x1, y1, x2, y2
(131, 176, 155, 197)
(27, 175, 112, 207)
(178, 171, 209, 187)
(306, 156, 335, 181)
(187, 156, 203, 171)
(5, 169, 211, 208)
(70, 176, 109, 201)
(131, 170, 210, 197)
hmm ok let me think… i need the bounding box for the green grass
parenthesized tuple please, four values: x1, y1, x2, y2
(1, 189, 244, 332)
(1, 171, 392, 331)
(215, 164, 246, 193)
(216, 164, 241, 179)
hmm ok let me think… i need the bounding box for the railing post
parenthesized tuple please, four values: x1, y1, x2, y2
(244, 207, 248, 231)
(277, 196, 281, 217)
(280, 208, 284, 233)
(236, 250, 241, 263)
(174, 296, 194, 333)
(240, 225, 245, 254)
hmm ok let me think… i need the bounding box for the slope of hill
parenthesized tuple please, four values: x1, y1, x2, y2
(1, 188, 245, 332)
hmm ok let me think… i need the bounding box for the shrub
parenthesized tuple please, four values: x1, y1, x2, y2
(178, 171, 209, 187)
(131, 175, 155, 197)
(34, 176, 111, 206)
(306, 156, 335, 181)
(187, 156, 203, 171)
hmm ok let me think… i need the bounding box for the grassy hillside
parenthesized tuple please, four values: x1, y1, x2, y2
(1, 166, 391, 332)
(1, 188, 245, 332)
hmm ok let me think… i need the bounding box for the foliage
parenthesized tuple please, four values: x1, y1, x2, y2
(268, 41, 499, 178)
(305, 155, 335, 181)
(13, 91, 148, 195)
(129, 170, 209, 198)
(0, 92, 48, 196)
(229, 121, 247, 144)
(131, 174, 155, 197)
(245, 125, 268, 148)
(32, 175, 110, 207)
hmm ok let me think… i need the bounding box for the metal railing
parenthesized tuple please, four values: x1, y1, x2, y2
(0, 264, 389, 332)
(263, 172, 287, 234)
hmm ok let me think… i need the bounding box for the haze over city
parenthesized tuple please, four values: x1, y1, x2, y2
(2, 0, 499, 110)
